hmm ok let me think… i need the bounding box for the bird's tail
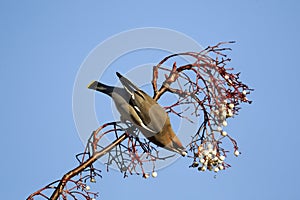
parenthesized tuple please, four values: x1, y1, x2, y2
(87, 81, 115, 96)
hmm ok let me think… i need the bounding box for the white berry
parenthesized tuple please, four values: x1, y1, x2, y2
(217, 126, 222, 132)
(229, 103, 234, 109)
(234, 150, 240, 156)
(211, 150, 217, 156)
(214, 167, 219, 172)
(227, 109, 233, 117)
(85, 185, 90, 191)
(221, 131, 227, 137)
(207, 153, 213, 159)
(90, 178, 96, 183)
(152, 171, 158, 178)
(242, 90, 247, 95)
(219, 155, 225, 161)
(200, 158, 205, 164)
(219, 165, 224, 170)
(222, 121, 228, 127)
(222, 111, 227, 118)
(143, 173, 150, 179)
(224, 75, 229, 79)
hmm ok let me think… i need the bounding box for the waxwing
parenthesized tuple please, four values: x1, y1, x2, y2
(88, 72, 187, 156)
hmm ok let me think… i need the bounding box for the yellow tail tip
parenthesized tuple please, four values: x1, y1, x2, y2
(87, 81, 97, 89)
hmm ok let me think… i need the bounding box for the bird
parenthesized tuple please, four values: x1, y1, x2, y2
(87, 72, 187, 156)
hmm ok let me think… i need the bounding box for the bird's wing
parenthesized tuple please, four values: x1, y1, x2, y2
(128, 110, 157, 133)
(116, 72, 168, 134)
(111, 92, 155, 133)
(116, 72, 140, 95)
(132, 91, 168, 134)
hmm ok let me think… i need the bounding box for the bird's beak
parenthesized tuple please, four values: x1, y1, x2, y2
(181, 151, 187, 157)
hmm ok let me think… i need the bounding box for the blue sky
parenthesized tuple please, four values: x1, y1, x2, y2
(1, 1, 300, 199)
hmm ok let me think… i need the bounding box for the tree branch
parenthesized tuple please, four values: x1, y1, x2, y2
(46, 133, 127, 200)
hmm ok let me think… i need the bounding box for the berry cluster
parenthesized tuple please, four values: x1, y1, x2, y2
(190, 142, 227, 172)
